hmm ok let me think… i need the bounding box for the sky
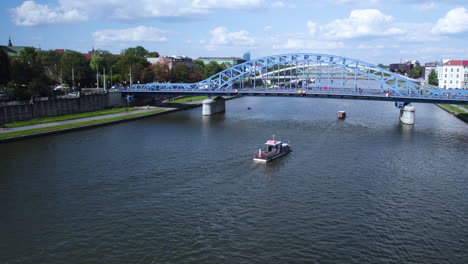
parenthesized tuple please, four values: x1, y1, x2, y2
(1, 0, 467, 64)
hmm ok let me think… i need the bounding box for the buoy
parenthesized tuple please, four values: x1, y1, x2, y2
(337, 111, 346, 119)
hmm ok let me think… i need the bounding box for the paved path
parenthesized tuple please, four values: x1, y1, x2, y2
(0, 107, 176, 134)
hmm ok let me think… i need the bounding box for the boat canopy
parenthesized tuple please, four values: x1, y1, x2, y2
(265, 140, 281, 145)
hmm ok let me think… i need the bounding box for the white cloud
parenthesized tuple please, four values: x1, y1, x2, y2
(306, 9, 405, 40)
(264, 25, 272, 31)
(272, 1, 285, 8)
(207, 26, 256, 50)
(10, 0, 266, 25)
(307, 21, 318, 36)
(272, 36, 344, 50)
(431, 7, 468, 35)
(271, 1, 296, 8)
(93, 26, 169, 43)
(415, 2, 438, 11)
(10, 0, 87, 26)
(192, 0, 265, 9)
(319, 9, 404, 39)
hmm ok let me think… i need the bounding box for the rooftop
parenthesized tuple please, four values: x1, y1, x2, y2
(198, 57, 245, 60)
(443, 60, 468, 66)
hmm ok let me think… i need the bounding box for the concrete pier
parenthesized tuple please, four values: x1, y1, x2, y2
(202, 96, 225, 116)
(399, 105, 416, 125)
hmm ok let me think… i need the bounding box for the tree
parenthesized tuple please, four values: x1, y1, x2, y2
(60, 50, 92, 88)
(0, 48, 10, 86)
(409, 66, 423, 79)
(171, 63, 190, 83)
(428, 70, 438, 86)
(121, 46, 149, 58)
(114, 55, 148, 76)
(89, 54, 104, 71)
(204, 61, 223, 79)
(152, 63, 170, 83)
(94, 49, 111, 55)
(141, 67, 155, 83)
(191, 60, 205, 82)
(39, 50, 62, 83)
(148, 51, 159, 57)
(377, 63, 389, 70)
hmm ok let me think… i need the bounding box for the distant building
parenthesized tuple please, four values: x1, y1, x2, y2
(0, 37, 37, 57)
(153, 55, 193, 70)
(424, 62, 439, 81)
(389, 60, 420, 76)
(243, 51, 251, 61)
(198, 57, 246, 67)
(437, 60, 468, 89)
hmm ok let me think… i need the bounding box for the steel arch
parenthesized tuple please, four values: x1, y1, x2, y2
(130, 53, 468, 98)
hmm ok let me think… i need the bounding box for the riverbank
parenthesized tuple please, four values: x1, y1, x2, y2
(0, 100, 204, 143)
(0, 95, 236, 143)
(436, 104, 468, 123)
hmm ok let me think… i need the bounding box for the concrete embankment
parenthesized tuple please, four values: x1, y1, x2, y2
(0, 105, 200, 143)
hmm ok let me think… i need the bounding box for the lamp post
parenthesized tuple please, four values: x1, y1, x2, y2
(110, 66, 113, 88)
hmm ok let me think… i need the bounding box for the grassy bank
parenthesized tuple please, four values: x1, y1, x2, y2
(5, 107, 140, 128)
(438, 104, 468, 122)
(0, 109, 166, 139)
(440, 104, 468, 115)
(167, 96, 208, 104)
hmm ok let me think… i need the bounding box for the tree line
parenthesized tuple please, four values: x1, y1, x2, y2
(0, 46, 228, 100)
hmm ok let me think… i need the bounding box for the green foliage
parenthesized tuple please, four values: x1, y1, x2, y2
(0, 48, 10, 85)
(114, 55, 148, 83)
(89, 54, 104, 71)
(39, 50, 62, 82)
(94, 49, 111, 55)
(121, 46, 149, 57)
(204, 61, 224, 79)
(408, 66, 423, 79)
(60, 50, 92, 88)
(428, 70, 438, 86)
(152, 63, 170, 83)
(148, 51, 160, 57)
(377, 63, 389, 69)
(191, 60, 205, 82)
(171, 63, 190, 83)
(141, 67, 155, 83)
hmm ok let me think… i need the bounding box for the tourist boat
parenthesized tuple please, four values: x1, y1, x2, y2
(253, 137, 291, 162)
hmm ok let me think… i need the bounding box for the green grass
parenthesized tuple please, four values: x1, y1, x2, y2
(167, 96, 208, 104)
(461, 105, 468, 111)
(5, 107, 140, 128)
(0, 110, 166, 139)
(440, 104, 467, 114)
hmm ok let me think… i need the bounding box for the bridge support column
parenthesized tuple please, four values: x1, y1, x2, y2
(202, 96, 225, 116)
(399, 105, 416, 125)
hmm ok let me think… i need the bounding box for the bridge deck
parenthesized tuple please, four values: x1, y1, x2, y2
(122, 89, 468, 105)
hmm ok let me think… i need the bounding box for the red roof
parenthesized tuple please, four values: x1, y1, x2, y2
(443, 60, 468, 66)
(54, 49, 65, 53)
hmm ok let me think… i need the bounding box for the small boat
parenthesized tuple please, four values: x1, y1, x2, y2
(253, 136, 291, 162)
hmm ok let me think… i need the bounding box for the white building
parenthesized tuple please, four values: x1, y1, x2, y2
(424, 62, 438, 81)
(437, 60, 468, 89)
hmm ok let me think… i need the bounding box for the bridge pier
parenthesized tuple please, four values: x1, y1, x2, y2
(399, 105, 416, 125)
(202, 96, 225, 116)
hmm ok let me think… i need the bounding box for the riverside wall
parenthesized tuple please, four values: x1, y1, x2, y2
(0, 92, 124, 124)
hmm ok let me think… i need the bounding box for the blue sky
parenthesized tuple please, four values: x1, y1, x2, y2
(1, 0, 467, 64)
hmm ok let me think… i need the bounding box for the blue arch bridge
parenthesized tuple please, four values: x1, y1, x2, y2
(124, 53, 468, 124)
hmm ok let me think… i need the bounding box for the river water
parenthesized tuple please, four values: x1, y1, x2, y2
(0, 97, 466, 264)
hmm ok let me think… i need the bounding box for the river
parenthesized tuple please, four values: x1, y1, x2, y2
(0, 97, 466, 263)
